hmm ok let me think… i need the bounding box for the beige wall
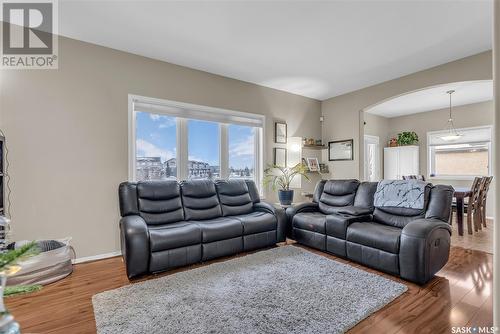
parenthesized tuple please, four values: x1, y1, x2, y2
(382, 101, 495, 217)
(387, 101, 493, 178)
(321, 51, 492, 180)
(0, 36, 321, 258)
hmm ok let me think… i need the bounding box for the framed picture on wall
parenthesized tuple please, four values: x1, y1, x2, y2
(274, 148, 287, 167)
(328, 139, 354, 161)
(275, 122, 287, 144)
(306, 157, 320, 172)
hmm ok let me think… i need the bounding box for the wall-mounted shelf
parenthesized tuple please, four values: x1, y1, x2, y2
(302, 145, 326, 150)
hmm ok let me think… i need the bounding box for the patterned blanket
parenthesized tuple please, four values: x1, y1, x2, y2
(374, 180, 427, 209)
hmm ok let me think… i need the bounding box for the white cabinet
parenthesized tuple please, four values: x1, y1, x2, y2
(383, 146, 419, 180)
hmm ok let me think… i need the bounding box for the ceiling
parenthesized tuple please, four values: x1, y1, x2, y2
(58, 0, 492, 100)
(365, 80, 493, 117)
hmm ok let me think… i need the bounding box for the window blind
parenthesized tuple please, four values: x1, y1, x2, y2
(133, 99, 264, 128)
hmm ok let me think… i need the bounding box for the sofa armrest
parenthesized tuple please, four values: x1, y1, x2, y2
(253, 201, 276, 215)
(285, 202, 319, 217)
(254, 202, 287, 242)
(402, 218, 451, 238)
(120, 215, 150, 279)
(335, 206, 373, 216)
(284, 202, 320, 240)
(399, 218, 451, 284)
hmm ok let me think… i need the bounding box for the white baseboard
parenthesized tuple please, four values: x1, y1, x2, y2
(73, 251, 122, 264)
(486, 216, 495, 220)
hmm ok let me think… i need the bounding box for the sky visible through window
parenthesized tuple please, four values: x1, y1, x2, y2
(136, 112, 177, 162)
(187, 119, 220, 166)
(135, 111, 256, 180)
(229, 124, 255, 179)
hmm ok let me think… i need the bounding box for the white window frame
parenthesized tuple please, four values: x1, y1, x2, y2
(128, 94, 265, 190)
(427, 125, 493, 180)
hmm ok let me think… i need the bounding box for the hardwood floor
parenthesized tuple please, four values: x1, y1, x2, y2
(6, 244, 493, 334)
(451, 218, 494, 254)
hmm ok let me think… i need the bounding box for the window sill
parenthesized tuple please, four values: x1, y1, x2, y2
(428, 175, 478, 181)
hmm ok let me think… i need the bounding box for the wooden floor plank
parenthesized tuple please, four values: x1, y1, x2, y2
(5, 243, 494, 334)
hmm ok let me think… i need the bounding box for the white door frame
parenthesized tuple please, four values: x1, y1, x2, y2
(364, 135, 381, 181)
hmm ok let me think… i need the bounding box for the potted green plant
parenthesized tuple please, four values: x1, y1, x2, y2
(396, 131, 419, 146)
(0, 241, 41, 334)
(263, 163, 310, 205)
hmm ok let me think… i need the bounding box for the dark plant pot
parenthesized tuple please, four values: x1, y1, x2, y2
(278, 190, 294, 206)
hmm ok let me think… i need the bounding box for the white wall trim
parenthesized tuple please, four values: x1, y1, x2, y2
(128, 95, 136, 181)
(73, 251, 121, 264)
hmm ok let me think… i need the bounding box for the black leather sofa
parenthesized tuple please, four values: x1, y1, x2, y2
(286, 179, 454, 284)
(119, 179, 285, 279)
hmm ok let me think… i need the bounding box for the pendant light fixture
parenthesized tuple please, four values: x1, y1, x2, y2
(440, 90, 462, 141)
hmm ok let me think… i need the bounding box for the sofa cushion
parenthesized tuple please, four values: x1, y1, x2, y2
(325, 215, 349, 239)
(293, 212, 327, 234)
(353, 182, 378, 209)
(373, 183, 431, 228)
(181, 180, 222, 220)
(215, 180, 253, 216)
(137, 181, 184, 225)
(425, 185, 455, 221)
(245, 180, 261, 204)
(347, 222, 402, 254)
(335, 206, 372, 216)
(374, 180, 428, 209)
(235, 211, 277, 235)
(191, 217, 243, 243)
(149, 222, 201, 252)
(318, 179, 360, 214)
(372, 208, 425, 228)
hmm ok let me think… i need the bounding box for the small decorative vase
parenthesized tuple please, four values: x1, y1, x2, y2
(0, 274, 20, 334)
(278, 189, 294, 206)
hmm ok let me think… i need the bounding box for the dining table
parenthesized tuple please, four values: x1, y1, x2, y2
(453, 186, 472, 236)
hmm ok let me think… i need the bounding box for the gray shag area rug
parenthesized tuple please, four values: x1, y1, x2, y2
(93, 246, 407, 334)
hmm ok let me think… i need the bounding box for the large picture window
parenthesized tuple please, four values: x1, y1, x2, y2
(187, 120, 220, 179)
(428, 126, 492, 179)
(130, 95, 264, 187)
(135, 112, 177, 181)
(228, 124, 256, 180)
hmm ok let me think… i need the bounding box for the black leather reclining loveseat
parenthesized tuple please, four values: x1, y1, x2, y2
(286, 179, 454, 284)
(119, 179, 285, 278)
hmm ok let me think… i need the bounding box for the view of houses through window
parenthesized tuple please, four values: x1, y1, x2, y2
(135, 111, 258, 182)
(136, 112, 177, 181)
(187, 119, 220, 179)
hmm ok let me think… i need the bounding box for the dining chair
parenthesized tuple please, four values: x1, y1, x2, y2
(467, 177, 483, 233)
(402, 175, 426, 181)
(473, 177, 487, 232)
(479, 176, 493, 229)
(450, 177, 481, 233)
